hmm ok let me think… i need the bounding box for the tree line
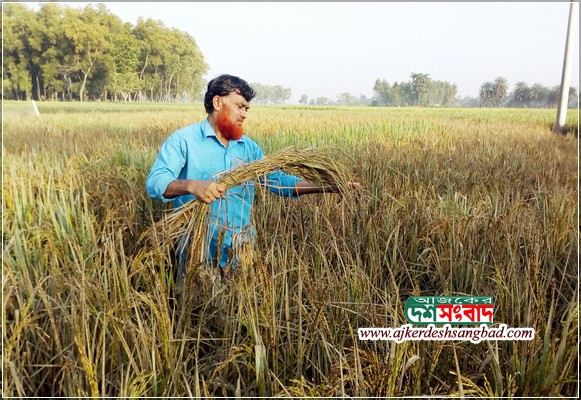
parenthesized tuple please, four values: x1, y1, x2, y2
(250, 83, 292, 105)
(299, 74, 577, 109)
(298, 93, 371, 107)
(298, 73, 457, 107)
(3, 2, 208, 102)
(479, 78, 578, 108)
(372, 73, 458, 107)
(298, 73, 458, 108)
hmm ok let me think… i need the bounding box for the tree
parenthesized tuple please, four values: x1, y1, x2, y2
(410, 73, 431, 106)
(512, 82, 530, 107)
(382, 81, 415, 107)
(400, 82, 416, 106)
(457, 95, 480, 108)
(359, 94, 371, 106)
(163, 29, 207, 102)
(134, 17, 167, 101)
(336, 92, 358, 106)
(547, 86, 561, 108)
(493, 77, 508, 105)
(479, 81, 496, 107)
(441, 82, 458, 107)
(425, 80, 457, 107)
(2, 3, 40, 100)
(315, 97, 330, 106)
(567, 86, 578, 108)
(372, 78, 390, 106)
(251, 83, 291, 104)
(2, 3, 207, 102)
(133, 17, 207, 102)
(110, 34, 142, 101)
(529, 83, 548, 108)
(273, 85, 291, 103)
(390, 82, 404, 106)
(37, 3, 69, 100)
(547, 85, 578, 108)
(299, 94, 308, 105)
(61, 4, 115, 101)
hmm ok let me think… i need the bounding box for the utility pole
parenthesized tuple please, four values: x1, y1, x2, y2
(554, 0, 579, 134)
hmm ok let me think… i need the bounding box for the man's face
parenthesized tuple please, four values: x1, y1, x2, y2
(215, 91, 250, 140)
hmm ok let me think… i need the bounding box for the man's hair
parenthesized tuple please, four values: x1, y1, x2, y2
(204, 74, 255, 113)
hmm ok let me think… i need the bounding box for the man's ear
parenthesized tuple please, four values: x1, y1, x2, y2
(212, 95, 222, 112)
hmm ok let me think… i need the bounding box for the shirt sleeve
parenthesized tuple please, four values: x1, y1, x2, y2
(146, 131, 186, 202)
(251, 144, 303, 198)
(263, 170, 303, 198)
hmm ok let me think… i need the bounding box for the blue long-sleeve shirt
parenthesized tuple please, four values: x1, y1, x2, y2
(146, 118, 302, 267)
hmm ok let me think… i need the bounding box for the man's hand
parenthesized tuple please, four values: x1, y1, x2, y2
(344, 181, 361, 191)
(190, 180, 226, 204)
(163, 179, 226, 203)
(328, 181, 362, 193)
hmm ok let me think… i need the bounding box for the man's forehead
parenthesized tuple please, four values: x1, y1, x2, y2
(225, 91, 250, 106)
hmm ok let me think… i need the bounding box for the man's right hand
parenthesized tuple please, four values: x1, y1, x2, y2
(163, 179, 226, 203)
(190, 180, 227, 204)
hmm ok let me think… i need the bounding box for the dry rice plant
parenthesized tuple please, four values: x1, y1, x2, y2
(135, 146, 358, 373)
(2, 102, 578, 397)
(142, 146, 354, 274)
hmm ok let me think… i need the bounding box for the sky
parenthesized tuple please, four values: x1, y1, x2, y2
(24, 1, 580, 103)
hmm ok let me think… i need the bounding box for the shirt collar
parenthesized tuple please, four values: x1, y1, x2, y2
(202, 118, 245, 144)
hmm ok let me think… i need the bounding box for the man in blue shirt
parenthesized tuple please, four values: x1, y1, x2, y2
(146, 74, 342, 278)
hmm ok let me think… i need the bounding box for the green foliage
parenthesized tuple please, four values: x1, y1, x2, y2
(336, 92, 361, 106)
(478, 78, 578, 109)
(479, 81, 496, 107)
(109, 34, 143, 101)
(373, 78, 392, 106)
(2, 3, 208, 102)
(479, 77, 508, 108)
(372, 75, 456, 107)
(410, 72, 431, 106)
(424, 80, 457, 107)
(511, 82, 531, 108)
(2, 3, 38, 100)
(493, 77, 508, 103)
(251, 82, 292, 105)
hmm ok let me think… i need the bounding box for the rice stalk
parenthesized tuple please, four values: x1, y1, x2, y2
(142, 146, 354, 274)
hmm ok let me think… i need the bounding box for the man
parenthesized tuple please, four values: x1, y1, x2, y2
(146, 74, 350, 277)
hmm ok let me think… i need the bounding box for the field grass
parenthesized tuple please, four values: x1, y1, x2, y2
(2, 100, 579, 397)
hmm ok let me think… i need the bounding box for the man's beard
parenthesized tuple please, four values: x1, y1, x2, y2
(216, 103, 244, 140)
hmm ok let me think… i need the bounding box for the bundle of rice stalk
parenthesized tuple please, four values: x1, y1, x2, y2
(147, 147, 354, 270)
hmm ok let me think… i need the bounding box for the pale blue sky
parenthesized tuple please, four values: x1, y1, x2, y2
(28, 2, 580, 103)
